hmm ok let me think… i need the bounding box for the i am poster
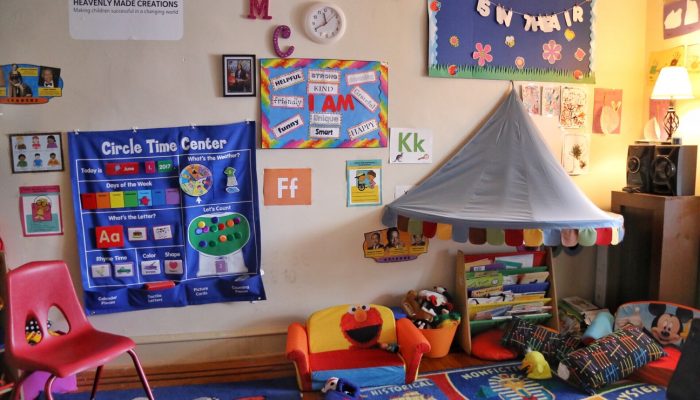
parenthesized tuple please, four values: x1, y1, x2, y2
(346, 160, 382, 207)
(68, 121, 265, 314)
(261, 58, 389, 149)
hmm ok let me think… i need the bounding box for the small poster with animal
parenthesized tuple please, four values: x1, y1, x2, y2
(19, 185, 63, 237)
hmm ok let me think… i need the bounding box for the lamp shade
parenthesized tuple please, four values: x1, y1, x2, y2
(651, 66, 694, 100)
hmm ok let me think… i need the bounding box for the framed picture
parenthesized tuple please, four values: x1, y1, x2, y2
(223, 54, 256, 97)
(9, 132, 65, 173)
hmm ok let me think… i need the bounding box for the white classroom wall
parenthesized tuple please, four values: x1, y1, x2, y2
(0, 0, 647, 364)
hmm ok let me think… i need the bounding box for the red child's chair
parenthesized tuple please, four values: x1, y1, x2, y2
(3, 261, 154, 400)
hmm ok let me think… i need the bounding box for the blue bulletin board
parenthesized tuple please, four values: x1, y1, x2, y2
(260, 58, 389, 149)
(68, 121, 265, 314)
(428, 0, 595, 83)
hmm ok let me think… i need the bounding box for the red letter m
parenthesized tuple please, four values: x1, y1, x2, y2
(248, 0, 271, 19)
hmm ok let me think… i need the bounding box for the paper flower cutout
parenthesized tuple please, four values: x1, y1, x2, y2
(450, 35, 460, 47)
(574, 48, 586, 61)
(542, 40, 562, 65)
(573, 70, 583, 80)
(448, 65, 457, 75)
(565, 28, 576, 41)
(472, 42, 493, 67)
(514, 56, 525, 70)
(505, 36, 515, 48)
(430, 1, 441, 12)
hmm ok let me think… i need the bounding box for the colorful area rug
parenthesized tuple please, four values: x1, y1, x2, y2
(360, 362, 666, 400)
(47, 376, 299, 400)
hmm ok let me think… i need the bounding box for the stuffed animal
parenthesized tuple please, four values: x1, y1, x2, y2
(520, 349, 551, 380)
(401, 290, 435, 328)
(321, 377, 360, 399)
(418, 289, 453, 315)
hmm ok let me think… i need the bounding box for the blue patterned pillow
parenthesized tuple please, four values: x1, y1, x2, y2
(501, 317, 582, 365)
(558, 325, 666, 394)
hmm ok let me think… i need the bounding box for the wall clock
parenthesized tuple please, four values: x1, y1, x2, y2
(304, 3, 346, 44)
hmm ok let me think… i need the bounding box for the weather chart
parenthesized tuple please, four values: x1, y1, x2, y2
(68, 121, 265, 314)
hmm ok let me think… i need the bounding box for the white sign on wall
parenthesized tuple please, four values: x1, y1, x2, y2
(389, 128, 433, 164)
(69, 0, 184, 40)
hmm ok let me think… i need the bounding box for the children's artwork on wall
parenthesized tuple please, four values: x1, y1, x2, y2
(223, 55, 256, 97)
(363, 228, 429, 263)
(541, 85, 561, 117)
(560, 86, 587, 128)
(260, 58, 389, 149)
(645, 99, 669, 140)
(68, 121, 266, 314)
(346, 160, 382, 207)
(9, 133, 64, 173)
(562, 133, 590, 175)
(592, 88, 622, 134)
(664, 0, 700, 39)
(262, 168, 312, 205)
(685, 43, 700, 96)
(648, 46, 685, 89)
(521, 84, 541, 115)
(389, 128, 433, 163)
(19, 186, 63, 237)
(0, 64, 63, 104)
(427, 0, 595, 83)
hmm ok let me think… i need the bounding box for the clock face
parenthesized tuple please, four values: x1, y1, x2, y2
(305, 4, 346, 43)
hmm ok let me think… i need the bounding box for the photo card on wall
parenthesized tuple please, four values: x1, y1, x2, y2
(9, 132, 65, 173)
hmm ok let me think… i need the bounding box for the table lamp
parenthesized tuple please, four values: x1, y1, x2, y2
(651, 66, 694, 141)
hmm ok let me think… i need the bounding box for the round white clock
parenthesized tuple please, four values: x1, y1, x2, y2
(304, 3, 346, 44)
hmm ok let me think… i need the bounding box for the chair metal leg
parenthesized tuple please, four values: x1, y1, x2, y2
(44, 374, 57, 400)
(127, 349, 154, 400)
(10, 372, 29, 400)
(90, 365, 104, 400)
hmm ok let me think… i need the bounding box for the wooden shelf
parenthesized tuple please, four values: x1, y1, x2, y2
(454, 249, 560, 354)
(606, 191, 700, 309)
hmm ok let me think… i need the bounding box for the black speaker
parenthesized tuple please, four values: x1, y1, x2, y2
(626, 144, 655, 193)
(650, 145, 697, 196)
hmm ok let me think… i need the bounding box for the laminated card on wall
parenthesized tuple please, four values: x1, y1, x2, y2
(68, 122, 265, 314)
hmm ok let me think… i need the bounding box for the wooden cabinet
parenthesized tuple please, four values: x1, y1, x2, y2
(606, 191, 700, 309)
(454, 249, 560, 354)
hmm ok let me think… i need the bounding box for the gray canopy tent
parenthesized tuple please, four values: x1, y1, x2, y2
(382, 88, 623, 247)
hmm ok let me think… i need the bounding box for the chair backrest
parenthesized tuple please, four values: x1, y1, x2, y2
(307, 304, 397, 354)
(5, 261, 90, 355)
(614, 301, 700, 349)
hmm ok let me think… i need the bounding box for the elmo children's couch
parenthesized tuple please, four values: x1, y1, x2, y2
(286, 304, 431, 391)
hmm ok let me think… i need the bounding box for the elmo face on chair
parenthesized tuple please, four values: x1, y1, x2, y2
(340, 304, 383, 349)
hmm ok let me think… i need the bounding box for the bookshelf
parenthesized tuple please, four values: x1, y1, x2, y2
(454, 248, 560, 354)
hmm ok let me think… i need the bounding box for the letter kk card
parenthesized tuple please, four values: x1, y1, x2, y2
(389, 128, 433, 164)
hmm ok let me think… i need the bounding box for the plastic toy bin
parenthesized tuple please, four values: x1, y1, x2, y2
(420, 322, 458, 358)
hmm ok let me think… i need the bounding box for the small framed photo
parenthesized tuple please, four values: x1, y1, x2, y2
(223, 54, 256, 97)
(9, 132, 65, 173)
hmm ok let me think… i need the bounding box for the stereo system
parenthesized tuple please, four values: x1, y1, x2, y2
(625, 144, 697, 196)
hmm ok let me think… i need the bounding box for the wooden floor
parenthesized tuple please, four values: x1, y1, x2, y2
(76, 350, 494, 398)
